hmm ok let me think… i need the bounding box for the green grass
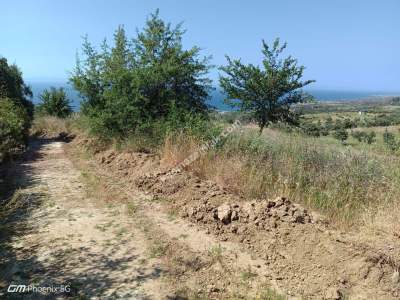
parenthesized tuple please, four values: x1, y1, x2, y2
(148, 242, 168, 258)
(126, 202, 137, 216)
(240, 266, 258, 281)
(257, 288, 287, 300)
(208, 244, 224, 264)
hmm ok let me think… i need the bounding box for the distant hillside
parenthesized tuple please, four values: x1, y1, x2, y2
(28, 81, 400, 112)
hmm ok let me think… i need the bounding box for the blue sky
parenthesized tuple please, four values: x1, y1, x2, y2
(1, 0, 399, 91)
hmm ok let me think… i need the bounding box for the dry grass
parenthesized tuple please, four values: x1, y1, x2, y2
(161, 128, 400, 228)
(161, 133, 203, 166)
(31, 115, 73, 137)
(362, 200, 400, 239)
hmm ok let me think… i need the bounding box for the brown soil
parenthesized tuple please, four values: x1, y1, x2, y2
(86, 136, 400, 299)
(1, 136, 400, 299)
(0, 140, 168, 299)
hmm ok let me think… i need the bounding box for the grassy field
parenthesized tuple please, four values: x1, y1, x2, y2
(161, 99, 400, 230)
(33, 98, 400, 232)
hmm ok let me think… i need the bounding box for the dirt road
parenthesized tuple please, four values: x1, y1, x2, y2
(0, 140, 167, 299)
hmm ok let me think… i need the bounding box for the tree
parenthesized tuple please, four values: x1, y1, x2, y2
(0, 57, 33, 160)
(70, 10, 212, 138)
(36, 87, 72, 118)
(0, 57, 33, 118)
(133, 10, 212, 117)
(219, 38, 314, 133)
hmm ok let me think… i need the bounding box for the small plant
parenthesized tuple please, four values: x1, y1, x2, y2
(257, 288, 286, 300)
(94, 224, 107, 232)
(149, 242, 168, 258)
(126, 202, 136, 216)
(208, 244, 224, 264)
(332, 128, 348, 143)
(116, 228, 127, 238)
(240, 266, 258, 281)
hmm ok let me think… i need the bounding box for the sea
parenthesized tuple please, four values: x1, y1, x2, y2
(28, 81, 400, 112)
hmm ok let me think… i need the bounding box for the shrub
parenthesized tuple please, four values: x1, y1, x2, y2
(351, 131, 376, 144)
(342, 118, 356, 129)
(301, 122, 322, 137)
(383, 129, 399, 152)
(36, 87, 72, 118)
(0, 57, 33, 160)
(365, 131, 376, 144)
(0, 98, 30, 160)
(324, 116, 334, 131)
(333, 128, 348, 143)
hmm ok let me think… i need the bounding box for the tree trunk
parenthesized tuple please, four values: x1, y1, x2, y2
(258, 113, 267, 135)
(258, 123, 265, 135)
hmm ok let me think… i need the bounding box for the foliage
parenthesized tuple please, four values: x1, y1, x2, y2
(391, 97, 400, 105)
(351, 131, 376, 144)
(324, 116, 334, 131)
(170, 129, 400, 226)
(383, 129, 399, 152)
(365, 113, 400, 127)
(0, 57, 33, 160)
(70, 10, 212, 139)
(219, 38, 314, 132)
(332, 128, 348, 143)
(301, 122, 323, 137)
(36, 87, 72, 118)
(0, 98, 30, 160)
(0, 57, 33, 118)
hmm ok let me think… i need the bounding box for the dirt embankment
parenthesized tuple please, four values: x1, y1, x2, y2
(72, 134, 400, 300)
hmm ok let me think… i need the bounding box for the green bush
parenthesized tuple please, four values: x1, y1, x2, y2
(36, 87, 72, 118)
(351, 131, 376, 144)
(70, 10, 212, 141)
(332, 128, 348, 143)
(0, 57, 33, 160)
(383, 129, 399, 152)
(301, 122, 322, 137)
(0, 98, 30, 160)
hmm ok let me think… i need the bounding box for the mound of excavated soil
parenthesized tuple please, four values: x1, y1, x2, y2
(76, 137, 400, 299)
